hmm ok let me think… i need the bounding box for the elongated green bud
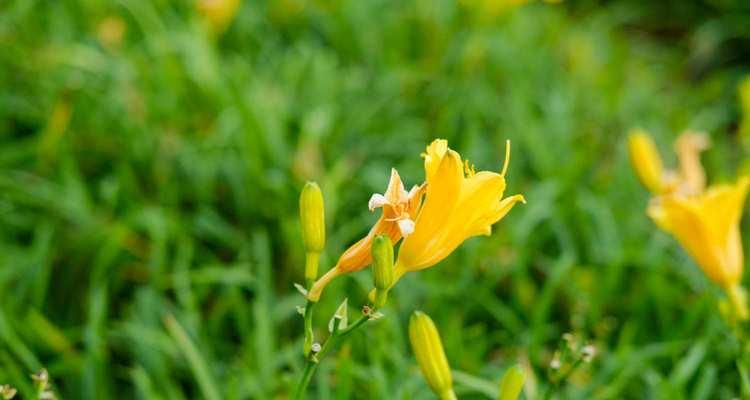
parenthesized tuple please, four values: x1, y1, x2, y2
(371, 235, 394, 308)
(300, 182, 325, 253)
(498, 364, 525, 400)
(299, 182, 325, 282)
(409, 311, 455, 400)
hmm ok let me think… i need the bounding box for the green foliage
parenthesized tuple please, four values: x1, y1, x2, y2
(0, 0, 749, 398)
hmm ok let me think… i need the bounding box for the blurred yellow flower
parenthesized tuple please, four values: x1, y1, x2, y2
(648, 177, 749, 289)
(628, 129, 708, 196)
(307, 169, 424, 301)
(630, 129, 750, 318)
(409, 311, 456, 400)
(39, 100, 72, 163)
(196, 0, 241, 35)
(97, 16, 126, 50)
(393, 139, 525, 281)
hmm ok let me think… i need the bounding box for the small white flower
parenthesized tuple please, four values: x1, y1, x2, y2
(581, 344, 597, 362)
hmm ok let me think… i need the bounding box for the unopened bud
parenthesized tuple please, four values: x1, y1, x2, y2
(300, 182, 325, 281)
(628, 129, 665, 194)
(497, 364, 525, 400)
(371, 235, 394, 308)
(409, 311, 455, 400)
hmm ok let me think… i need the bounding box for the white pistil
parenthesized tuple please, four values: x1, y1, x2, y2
(397, 218, 415, 237)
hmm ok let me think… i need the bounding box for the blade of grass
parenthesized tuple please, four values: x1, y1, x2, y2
(163, 314, 220, 400)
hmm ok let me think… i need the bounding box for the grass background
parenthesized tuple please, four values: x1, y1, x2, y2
(2, 0, 750, 398)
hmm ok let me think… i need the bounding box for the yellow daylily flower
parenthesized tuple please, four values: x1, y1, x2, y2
(630, 129, 750, 319)
(307, 169, 425, 301)
(393, 139, 525, 281)
(648, 177, 750, 289)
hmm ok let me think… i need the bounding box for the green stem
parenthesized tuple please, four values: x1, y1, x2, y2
(294, 312, 373, 398)
(293, 361, 317, 400)
(554, 359, 583, 384)
(337, 314, 370, 339)
(316, 314, 370, 360)
(305, 253, 319, 283)
(303, 300, 315, 356)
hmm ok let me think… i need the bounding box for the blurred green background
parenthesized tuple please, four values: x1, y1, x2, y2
(2, 0, 750, 398)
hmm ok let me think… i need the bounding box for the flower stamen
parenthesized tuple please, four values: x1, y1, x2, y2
(501, 139, 511, 177)
(464, 160, 476, 177)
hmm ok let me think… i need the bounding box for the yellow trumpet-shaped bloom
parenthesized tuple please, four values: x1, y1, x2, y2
(630, 129, 750, 318)
(393, 139, 525, 280)
(648, 177, 750, 289)
(308, 169, 424, 301)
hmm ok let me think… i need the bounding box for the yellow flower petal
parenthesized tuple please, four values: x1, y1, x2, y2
(674, 132, 709, 195)
(628, 129, 665, 194)
(423, 139, 450, 182)
(648, 176, 749, 288)
(397, 140, 524, 273)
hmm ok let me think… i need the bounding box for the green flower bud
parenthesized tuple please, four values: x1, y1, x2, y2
(409, 311, 455, 400)
(299, 182, 325, 281)
(498, 364, 525, 400)
(371, 235, 394, 307)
